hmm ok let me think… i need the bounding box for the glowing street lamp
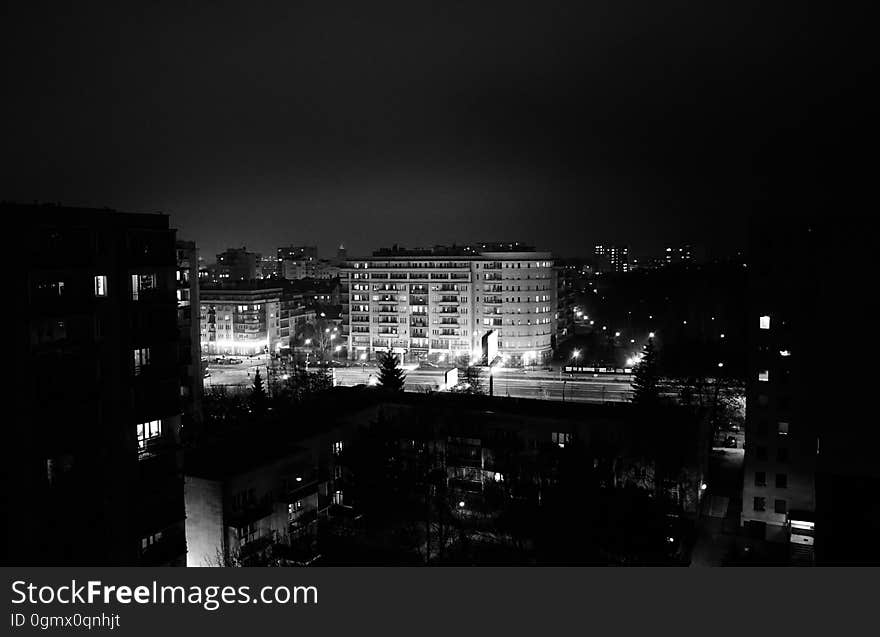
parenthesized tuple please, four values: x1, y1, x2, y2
(334, 345, 342, 353)
(648, 332, 655, 338)
(571, 349, 581, 361)
(304, 338, 312, 346)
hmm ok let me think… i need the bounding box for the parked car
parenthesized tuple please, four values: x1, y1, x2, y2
(724, 436, 738, 448)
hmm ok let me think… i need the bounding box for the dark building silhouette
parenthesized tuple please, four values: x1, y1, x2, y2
(216, 247, 258, 282)
(176, 240, 203, 437)
(14, 203, 187, 565)
(742, 211, 877, 564)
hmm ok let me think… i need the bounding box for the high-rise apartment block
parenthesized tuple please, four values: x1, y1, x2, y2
(16, 204, 187, 565)
(340, 244, 555, 364)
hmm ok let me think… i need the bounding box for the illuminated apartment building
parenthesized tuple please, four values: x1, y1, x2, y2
(200, 287, 283, 355)
(340, 244, 556, 364)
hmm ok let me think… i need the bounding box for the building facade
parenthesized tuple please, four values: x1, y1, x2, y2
(200, 287, 283, 355)
(340, 245, 555, 364)
(216, 247, 258, 282)
(176, 240, 203, 434)
(16, 204, 187, 565)
(741, 215, 818, 560)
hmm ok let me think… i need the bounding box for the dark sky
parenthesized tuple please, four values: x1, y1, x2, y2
(3, 1, 842, 260)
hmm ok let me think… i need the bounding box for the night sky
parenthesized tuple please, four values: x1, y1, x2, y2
(3, 1, 843, 260)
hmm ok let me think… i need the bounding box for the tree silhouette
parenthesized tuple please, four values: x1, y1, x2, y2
(251, 368, 268, 413)
(377, 351, 406, 392)
(631, 337, 660, 406)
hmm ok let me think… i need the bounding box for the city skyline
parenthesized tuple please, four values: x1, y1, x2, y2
(2, 0, 828, 262)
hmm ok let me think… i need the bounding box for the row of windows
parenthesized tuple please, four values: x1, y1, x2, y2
(754, 472, 788, 488)
(753, 497, 787, 514)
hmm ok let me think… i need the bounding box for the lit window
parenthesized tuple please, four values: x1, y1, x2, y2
(758, 370, 769, 382)
(332, 441, 344, 455)
(779, 350, 791, 357)
(759, 315, 770, 330)
(777, 421, 789, 436)
(94, 275, 108, 297)
(136, 419, 162, 451)
(131, 273, 156, 300)
(551, 432, 571, 448)
(133, 347, 151, 374)
(333, 490, 344, 506)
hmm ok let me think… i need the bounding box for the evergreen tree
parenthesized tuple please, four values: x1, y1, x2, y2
(251, 368, 268, 412)
(377, 351, 406, 392)
(631, 337, 660, 406)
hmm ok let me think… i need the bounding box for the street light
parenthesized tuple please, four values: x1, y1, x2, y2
(648, 332, 655, 338)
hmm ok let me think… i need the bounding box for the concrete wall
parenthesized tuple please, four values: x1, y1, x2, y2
(184, 476, 224, 567)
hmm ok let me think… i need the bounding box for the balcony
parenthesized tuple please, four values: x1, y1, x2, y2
(227, 500, 275, 527)
(239, 533, 276, 564)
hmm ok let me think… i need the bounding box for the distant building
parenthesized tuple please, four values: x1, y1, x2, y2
(15, 203, 186, 565)
(280, 257, 339, 281)
(216, 247, 258, 282)
(176, 240, 203, 434)
(280, 294, 316, 348)
(277, 245, 318, 265)
(256, 255, 279, 280)
(341, 244, 555, 364)
(553, 262, 577, 346)
(200, 286, 283, 355)
(663, 245, 693, 267)
(594, 245, 629, 273)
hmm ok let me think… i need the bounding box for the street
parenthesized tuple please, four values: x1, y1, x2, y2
(205, 360, 635, 404)
(332, 365, 634, 404)
(689, 432, 745, 567)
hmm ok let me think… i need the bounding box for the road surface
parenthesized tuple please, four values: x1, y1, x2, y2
(333, 366, 633, 404)
(205, 361, 635, 403)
